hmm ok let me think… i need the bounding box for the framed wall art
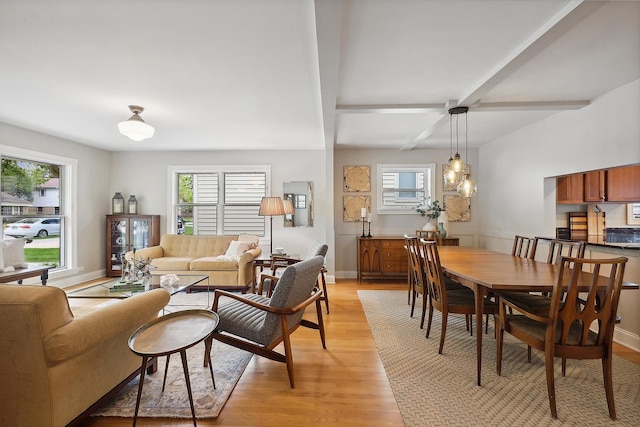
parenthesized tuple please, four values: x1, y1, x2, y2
(343, 195, 370, 222)
(343, 165, 371, 192)
(443, 194, 470, 222)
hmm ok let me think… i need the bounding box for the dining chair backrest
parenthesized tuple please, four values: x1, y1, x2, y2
(550, 256, 627, 349)
(404, 235, 424, 290)
(419, 239, 447, 306)
(512, 235, 538, 259)
(416, 229, 442, 244)
(546, 239, 586, 265)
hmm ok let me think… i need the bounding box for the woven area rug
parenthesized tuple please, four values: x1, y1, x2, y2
(358, 290, 640, 427)
(92, 291, 252, 420)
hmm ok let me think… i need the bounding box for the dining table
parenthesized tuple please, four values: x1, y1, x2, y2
(436, 246, 638, 386)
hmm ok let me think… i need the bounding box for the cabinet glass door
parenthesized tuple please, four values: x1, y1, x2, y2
(109, 218, 128, 272)
(131, 218, 150, 251)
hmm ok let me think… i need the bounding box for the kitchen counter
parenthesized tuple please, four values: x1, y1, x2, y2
(538, 233, 640, 250)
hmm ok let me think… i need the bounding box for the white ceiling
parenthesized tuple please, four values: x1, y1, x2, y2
(0, 0, 638, 152)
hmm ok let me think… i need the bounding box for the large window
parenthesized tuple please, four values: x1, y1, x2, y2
(376, 163, 436, 214)
(171, 166, 269, 236)
(1, 152, 69, 269)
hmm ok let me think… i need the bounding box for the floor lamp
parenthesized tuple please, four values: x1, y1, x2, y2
(258, 197, 285, 255)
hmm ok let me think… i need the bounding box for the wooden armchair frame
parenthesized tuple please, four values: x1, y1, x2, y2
(207, 257, 326, 388)
(496, 256, 627, 420)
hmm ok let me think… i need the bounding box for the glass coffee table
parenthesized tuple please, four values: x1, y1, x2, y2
(67, 274, 209, 299)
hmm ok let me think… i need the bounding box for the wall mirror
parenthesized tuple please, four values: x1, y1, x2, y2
(283, 181, 313, 227)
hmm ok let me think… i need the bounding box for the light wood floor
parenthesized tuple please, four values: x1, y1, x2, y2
(78, 279, 639, 427)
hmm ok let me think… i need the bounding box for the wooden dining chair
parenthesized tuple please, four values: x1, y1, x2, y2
(405, 235, 428, 328)
(496, 256, 628, 420)
(546, 239, 586, 265)
(512, 235, 538, 259)
(420, 239, 497, 353)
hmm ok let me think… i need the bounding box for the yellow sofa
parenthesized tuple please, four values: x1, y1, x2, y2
(130, 234, 262, 292)
(0, 284, 170, 427)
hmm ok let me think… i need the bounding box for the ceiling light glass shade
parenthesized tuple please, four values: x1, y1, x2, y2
(450, 152, 464, 173)
(457, 173, 477, 197)
(258, 197, 285, 216)
(118, 105, 155, 141)
(443, 160, 459, 186)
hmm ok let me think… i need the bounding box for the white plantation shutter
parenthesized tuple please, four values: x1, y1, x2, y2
(174, 168, 268, 236)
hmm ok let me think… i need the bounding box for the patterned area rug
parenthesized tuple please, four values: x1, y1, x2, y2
(92, 291, 252, 419)
(358, 290, 640, 427)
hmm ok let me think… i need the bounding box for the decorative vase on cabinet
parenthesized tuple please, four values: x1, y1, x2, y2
(422, 221, 436, 231)
(438, 222, 447, 239)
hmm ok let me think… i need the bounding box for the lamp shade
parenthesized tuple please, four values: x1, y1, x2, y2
(258, 197, 285, 216)
(118, 105, 155, 141)
(283, 199, 294, 215)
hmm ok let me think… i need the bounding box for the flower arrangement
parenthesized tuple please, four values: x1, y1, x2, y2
(416, 197, 443, 220)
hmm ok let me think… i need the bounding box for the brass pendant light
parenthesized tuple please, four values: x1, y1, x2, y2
(453, 107, 477, 197)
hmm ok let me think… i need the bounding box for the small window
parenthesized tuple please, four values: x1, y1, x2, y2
(376, 164, 436, 214)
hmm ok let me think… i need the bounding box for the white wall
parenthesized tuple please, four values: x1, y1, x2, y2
(109, 149, 333, 275)
(333, 147, 479, 278)
(477, 79, 640, 348)
(0, 123, 112, 283)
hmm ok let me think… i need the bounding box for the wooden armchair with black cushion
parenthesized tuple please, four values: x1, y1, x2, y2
(496, 256, 628, 420)
(207, 256, 326, 388)
(258, 241, 329, 313)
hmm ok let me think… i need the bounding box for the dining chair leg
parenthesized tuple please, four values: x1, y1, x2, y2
(419, 291, 428, 329)
(561, 358, 567, 376)
(438, 312, 448, 354)
(410, 289, 417, 318)
(544, 344, 558, 419)
(602, 354, 617, 420)
(496, 322, 504, 375)
(527, 345, 532, 363)
(425, 303, 434, 338)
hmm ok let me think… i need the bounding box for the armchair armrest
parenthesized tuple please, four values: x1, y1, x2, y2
(44, 288, 170, 364)
(498, 295, 551, 325)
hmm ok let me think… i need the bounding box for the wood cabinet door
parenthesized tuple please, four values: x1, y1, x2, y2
(379, 239, 406, 274)
(556, 174, 584, 204)
(607, 165, 640, 202)
(584, 170, 606, 202)
(358, 238, 382, 275)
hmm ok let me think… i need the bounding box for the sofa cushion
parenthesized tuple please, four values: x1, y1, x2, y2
(159, 234, 210, 258)
(204, 236, 238, 257)
(225, 241, 251, 257)
(190, 257, 238, 271)
(151, 257, 194, 270)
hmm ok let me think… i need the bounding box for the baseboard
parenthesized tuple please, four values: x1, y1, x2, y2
(613, 328, 640, 352)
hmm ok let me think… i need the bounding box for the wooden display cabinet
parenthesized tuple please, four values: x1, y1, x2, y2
(106, 214, 160, 277)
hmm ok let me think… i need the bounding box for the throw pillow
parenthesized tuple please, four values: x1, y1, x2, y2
(1, 238, 28, 270)
(225, 240, 251, 257)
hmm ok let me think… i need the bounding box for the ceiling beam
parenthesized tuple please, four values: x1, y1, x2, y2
(473, 100, 589, 111)
(336, 103, 444, 114)
(405, 0, 602, 150)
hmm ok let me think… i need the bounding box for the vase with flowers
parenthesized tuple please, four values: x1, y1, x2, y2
(416, 197, 443, 231)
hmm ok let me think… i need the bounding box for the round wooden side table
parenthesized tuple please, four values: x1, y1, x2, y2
(128, 309, 219, 426)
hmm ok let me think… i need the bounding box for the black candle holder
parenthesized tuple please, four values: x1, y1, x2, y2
(361, 217, 366, 238)
(367, 221, 372, 238)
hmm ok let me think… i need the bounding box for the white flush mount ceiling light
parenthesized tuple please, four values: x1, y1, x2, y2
(118, 105, 155, 141)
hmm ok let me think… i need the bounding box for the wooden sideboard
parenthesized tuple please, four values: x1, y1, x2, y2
(357, 235, 459, 282)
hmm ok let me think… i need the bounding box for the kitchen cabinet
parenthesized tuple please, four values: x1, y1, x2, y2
(556, 174, 584, 204)
(106, 214, 160, 277)
(607, 165, 640, 202)
(584, 170, 606, 202)
(357, 235, 459, 282)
